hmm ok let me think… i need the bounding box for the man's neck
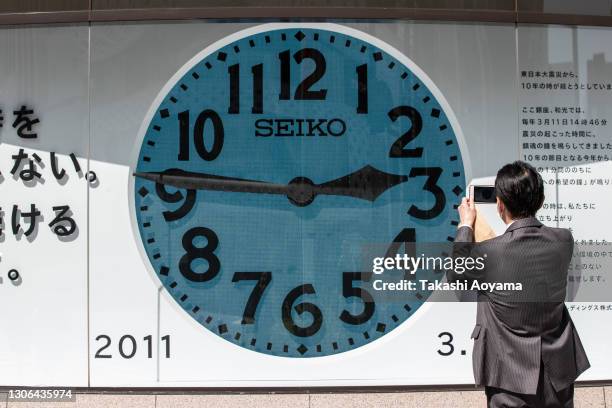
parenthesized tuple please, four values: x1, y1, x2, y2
(505, 215, 534, 226)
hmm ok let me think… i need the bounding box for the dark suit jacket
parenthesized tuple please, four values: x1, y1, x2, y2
(448, 217, 590, 394)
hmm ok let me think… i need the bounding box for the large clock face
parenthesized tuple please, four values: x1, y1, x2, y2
(132, 24, 466, 358)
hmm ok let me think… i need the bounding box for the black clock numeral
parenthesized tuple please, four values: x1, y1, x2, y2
(407, 167, 446, 220)
(279, 50, 290, 100)
(385, 228, 417, 280)
(179, 227, 220, 282)
(251, 63, 264, 114)
(279, 48, 327, 101)
(228, 63, 240, 114)
(356, 64, 368, 114)
(294, 48, 327, 100)
(177, 110, 189, 160)
(340, 272, 375, 325)
(232, 272, 272, 324)
(177, 109, 224, 161)
(228, 63, 264, 114)
(282, 284, 323, 337)
(388, 105, 423, 158)
(155, 181, 196, 222)
(385, 228, 416, 258)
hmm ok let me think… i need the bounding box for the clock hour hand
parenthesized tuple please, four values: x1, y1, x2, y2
(312, 165, 409, 202)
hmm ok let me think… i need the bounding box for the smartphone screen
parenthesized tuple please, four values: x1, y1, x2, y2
(472, 185, 496, 203)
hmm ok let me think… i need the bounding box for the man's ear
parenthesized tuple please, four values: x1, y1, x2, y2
(496, 197, 504, 219)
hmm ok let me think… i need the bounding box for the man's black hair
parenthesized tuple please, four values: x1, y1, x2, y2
(494, 161, 544, 218)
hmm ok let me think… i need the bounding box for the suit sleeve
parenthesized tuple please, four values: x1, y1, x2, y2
(566, 229, 575, 260)
(447, 226, 486, 284)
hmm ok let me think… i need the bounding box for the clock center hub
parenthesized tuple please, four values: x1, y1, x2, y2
(287, 177, 316, 207)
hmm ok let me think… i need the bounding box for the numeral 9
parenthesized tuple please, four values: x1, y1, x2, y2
(155, 174, 196, 222)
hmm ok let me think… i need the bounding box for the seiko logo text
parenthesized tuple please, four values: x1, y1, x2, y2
(254, 118, 347, 137)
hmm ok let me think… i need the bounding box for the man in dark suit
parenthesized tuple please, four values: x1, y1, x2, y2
(449, 161, 590, 408)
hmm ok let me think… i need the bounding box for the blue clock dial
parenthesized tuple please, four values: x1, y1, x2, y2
(133, 24, 465, 357)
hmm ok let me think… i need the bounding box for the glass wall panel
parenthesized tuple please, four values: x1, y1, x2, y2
(1, 14, 612, 388)
(517, 23, 612, 381)
(0, 23, 89, 386)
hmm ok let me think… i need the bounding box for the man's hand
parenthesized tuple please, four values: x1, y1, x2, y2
(458, 196, 477, 228)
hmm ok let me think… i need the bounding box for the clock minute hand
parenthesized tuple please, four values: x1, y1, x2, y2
(133, 168, 290, 195)
(133, 165, 408, 207)
(312, 165, 409, 202)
